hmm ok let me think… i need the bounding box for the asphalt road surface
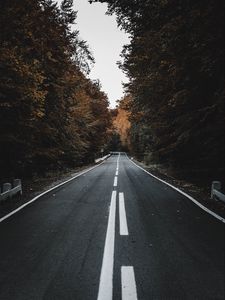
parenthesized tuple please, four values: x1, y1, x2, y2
(0, 153, 224, 300)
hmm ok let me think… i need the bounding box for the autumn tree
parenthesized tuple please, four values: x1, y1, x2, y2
(0, 0, 111, 178)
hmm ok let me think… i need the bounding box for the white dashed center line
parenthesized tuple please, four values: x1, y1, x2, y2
(121, 266, 138, 300)
(116, 153, 120, 169)
(119, 192, 129, 236)
(98, 154, 138, 300)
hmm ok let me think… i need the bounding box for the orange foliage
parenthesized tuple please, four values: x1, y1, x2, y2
(113, 102, 131, 148)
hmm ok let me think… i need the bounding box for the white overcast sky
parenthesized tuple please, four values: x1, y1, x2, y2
(56, 0, 130, 107)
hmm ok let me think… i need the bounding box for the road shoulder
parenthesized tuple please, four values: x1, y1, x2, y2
(129, 157, 225, 220)
(0, 159, 108, 220)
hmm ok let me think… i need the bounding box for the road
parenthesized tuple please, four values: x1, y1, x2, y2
(0, 153, 224, 300)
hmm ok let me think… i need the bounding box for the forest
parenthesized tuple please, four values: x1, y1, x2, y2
(0, 0, 112, 179)
(94, 0, 224, 184)
(0, 0, 224, 186)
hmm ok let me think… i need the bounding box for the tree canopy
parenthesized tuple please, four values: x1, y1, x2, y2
(93, 0, 224, 181)
(0, 0, 111, 178)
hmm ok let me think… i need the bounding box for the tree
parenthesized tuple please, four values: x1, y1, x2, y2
(93, 0, 224, 181)
(0, 0, 112, 178)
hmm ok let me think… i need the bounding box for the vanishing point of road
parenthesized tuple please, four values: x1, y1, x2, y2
(0, 153, 224, 299)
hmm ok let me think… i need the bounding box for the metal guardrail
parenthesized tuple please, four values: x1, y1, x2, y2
(211, 181, 225, 203)
(0, 179, 22, 203)
(95, 154, 111, 163)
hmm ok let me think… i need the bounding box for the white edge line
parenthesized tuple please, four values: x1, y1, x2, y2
(121, 266, 138, 300)
(0, 160, 107, 224)
(126, 155, 225, 224)
(97, 191, 117, 300)
(119, 193, 129, 236)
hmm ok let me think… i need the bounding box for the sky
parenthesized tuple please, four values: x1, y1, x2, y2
(56, 0, 130, 108)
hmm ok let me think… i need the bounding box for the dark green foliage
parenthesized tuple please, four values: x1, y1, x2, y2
(107, 132, 122, 152)
(95, 0, 224, 181)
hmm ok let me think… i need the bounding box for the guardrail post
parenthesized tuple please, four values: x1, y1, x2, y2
(0, 180, 22, 203)
(13, 179, 20, 187)
(211, 181, 221, 199)
(3, 183, 12, 193)
(13, 179, 22, 195)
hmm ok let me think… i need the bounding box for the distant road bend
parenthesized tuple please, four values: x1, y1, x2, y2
(0, 153, 224, 299)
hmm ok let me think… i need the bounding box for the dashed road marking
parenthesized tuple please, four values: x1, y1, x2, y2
(98, 153, 138, 299)
(116, 153, 120, 170)
(119, 193, 129, 236)
(121, 266, 138, 300)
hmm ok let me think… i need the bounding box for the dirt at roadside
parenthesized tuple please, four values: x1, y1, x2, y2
(0, 163, 98, 219)
(1, 157, 225, 221)
(133, 159, 225, 219)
